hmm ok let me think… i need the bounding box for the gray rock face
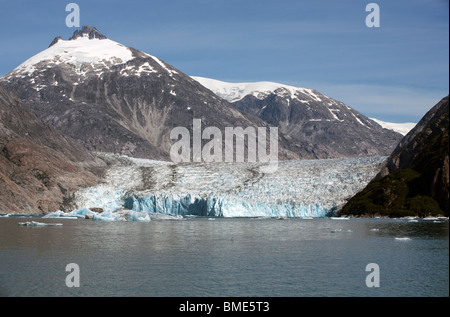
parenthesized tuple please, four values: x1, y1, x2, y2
(69, 25, 107, 40)
(192, 77, 403, 159)
(48, 36, 62, 48)
(232, 88, 402, 159)
(1, 26, 298, 161)
(0, 84, 103, 214)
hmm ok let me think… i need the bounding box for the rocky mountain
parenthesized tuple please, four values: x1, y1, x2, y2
(0, 26, 298, 162)
(340, 96, 449, 217)
(192, 77, 403, 159)
(0, 83, 104, 214)
(1, 25, 403, 163)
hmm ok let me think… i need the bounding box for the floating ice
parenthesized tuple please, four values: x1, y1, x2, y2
(92, 212, 121, 222)
(42, 210, 65, 218)
(331, 229, 353, 233)
(43, 208, 153, 222)
(18, 221, 62, 227)
(43, 209, 89, 219)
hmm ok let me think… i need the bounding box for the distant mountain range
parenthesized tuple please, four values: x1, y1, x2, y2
(190, 77, 415, 135)
(1, 25, 402, 162)
(192, 76, 403, 158)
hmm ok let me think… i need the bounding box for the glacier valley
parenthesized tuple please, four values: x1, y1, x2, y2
(47, 153, 386, 221)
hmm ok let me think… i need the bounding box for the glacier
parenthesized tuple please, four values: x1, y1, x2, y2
(65, 153, 386, 221)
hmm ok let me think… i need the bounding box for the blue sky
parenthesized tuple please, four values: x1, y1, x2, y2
(0, 0, 448, 123)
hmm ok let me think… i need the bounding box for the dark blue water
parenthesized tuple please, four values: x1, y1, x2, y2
(0, 216, 448, 297)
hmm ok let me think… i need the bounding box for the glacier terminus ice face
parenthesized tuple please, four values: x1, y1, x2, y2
(70, 153, 386, 220)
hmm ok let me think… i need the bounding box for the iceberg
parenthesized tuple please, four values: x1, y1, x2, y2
(42, 210, 79, 219)
(43, 208, 152, 223)
(330, 217, 350, 220)
(103, 210, 151, 222)
(18, 221, 63, 226)
(395, 237, 412, 241)
(92, 212, 121, 222)
(43, 209, 94, 219)
(331, 229, 353, 233)
(42, 210, 65, 218)
(69, 153, 386, 220)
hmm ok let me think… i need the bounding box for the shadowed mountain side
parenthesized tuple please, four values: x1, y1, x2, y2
(0, 84, 104, 214)
(340, 96, 449, 217)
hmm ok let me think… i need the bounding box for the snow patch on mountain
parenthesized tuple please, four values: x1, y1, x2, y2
(147, 55, 179, 76)
(191, 76, 312, 103)
(8, 36, 133, 76)
(370, 118, 416, 136)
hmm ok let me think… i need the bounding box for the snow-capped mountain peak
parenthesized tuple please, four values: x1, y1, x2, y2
(69, 25, 108, 41)
(6, 26, 133, 77)
(3, 25, 183, 82)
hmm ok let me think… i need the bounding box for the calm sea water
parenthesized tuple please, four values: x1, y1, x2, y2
(0, 216, 448, 297)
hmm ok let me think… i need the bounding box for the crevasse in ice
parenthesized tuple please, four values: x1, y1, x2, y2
(68, 153, 386, 220)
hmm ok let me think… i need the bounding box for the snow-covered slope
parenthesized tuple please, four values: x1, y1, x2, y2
(191, 76, 320, 103)
(12, 36, 134, 76)
(5, 27, 174, 80)
(192, 76, 413, 136)
(70, 153, 386, 219)
(370, 118, 416, 136)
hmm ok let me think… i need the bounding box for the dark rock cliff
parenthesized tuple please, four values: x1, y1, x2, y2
(340, 96, 449, 217)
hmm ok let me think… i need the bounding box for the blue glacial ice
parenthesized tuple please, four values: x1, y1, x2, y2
(67, 153, 386, 221)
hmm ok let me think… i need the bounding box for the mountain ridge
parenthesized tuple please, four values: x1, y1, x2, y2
(2, 26, 301, 161)
(192, 76, 403, 159)
(1, 26, 401, 162)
